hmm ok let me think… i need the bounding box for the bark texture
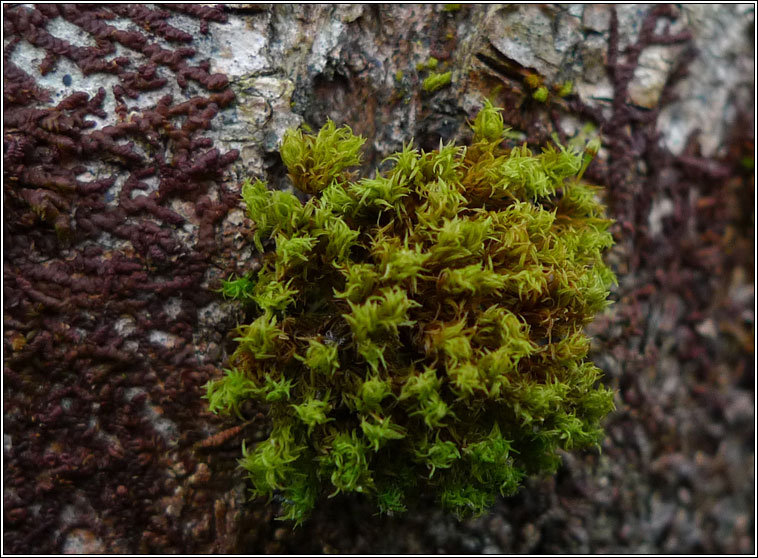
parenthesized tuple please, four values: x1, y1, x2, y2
(3, 4, 754, 553)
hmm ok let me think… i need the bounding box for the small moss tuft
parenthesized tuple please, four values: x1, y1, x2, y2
(557, 80, 573, 97)
(422, 71, 452, 93)
(532, 86, 549, 103)
(206, 102, 617, 525)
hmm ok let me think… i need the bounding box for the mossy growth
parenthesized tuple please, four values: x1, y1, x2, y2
(557, 80, 573, 98)
(416, 57, 439, 72)
(422, 71, 452, 93)
(206, 101, 616, 525)
(417, 57, 452, 94)
(532, 86, 549, 103)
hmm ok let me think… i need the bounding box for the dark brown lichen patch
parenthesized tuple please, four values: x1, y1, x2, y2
(3, 3, 240, 554)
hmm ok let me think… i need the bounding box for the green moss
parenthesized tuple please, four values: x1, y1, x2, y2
(279, 120, 364, 195)
(524, 73, 542, 90)
(416, 57, 439, 72)
(532, 86, 549, 103)
(206, 101, 617, 525)
(557, 80, 573, 97)
(422, 71, 452, 93)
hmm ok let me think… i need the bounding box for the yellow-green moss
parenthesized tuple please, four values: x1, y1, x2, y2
(557, 80, 573, 97)
(206, 100, 617, 524)
(422, 71, 452, 93)
(532, 86, 549, 103)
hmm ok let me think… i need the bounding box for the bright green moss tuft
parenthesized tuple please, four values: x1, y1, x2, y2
(206, 103, 617, 525)
(557, 80, 573, 97)
(280, 119, 364, 195)
(532, 86, 549, 103)
(422, 71, 453, 93)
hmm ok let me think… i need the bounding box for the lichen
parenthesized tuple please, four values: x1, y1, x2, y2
(206, 101, 616, 524)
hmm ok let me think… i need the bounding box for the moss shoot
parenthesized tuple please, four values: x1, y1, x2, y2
(422, 70, 452, 93)
(206, 101, 616, 524)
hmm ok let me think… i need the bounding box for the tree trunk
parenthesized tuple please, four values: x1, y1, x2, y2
(3, 4, 753, 553)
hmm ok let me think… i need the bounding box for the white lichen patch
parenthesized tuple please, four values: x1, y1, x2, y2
(163, 297, 184, 321)
(7, 38, 51, 84)
(233, 74, 301, 154)
(209, 15, 271, 77)
(225, 207, 246, 228)
(129, 174, 160, 199)
(647, 197, 674, 237)
(657, 4, 754, 156)
(149, 329, 182, 348)
(11, 40, 121, 116)
(91, 232, 136, 258)
(144, 403, 179, 443)
(99, 168, 125, 206)
(309, 20, 345, 73)
(62, 529, 106, 554)
(58, 497, 104, 554)
(629, 45, 684, 109)
(124, 386, 145, 402)
(582, 4, 610, 33)
(45, 16, 97, 48)
(167, 199, 198, 229)
(487, 7, 574, 82)
(162, 11, 206, 41)
(197, 300, 229, 330)
(124, 387, 179, 442)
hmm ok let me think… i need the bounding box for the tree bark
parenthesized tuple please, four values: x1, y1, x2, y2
(3, 4, 753, 553)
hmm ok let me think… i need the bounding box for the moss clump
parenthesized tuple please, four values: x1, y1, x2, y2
(206, 101, 616, 524)
(557, 80, 573, 98)
(416, 56, 439, 72)
(532, 86, 549, 103)
(422, 70, 452, 93)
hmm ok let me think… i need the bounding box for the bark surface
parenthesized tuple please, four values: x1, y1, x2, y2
(3, 4, 754, 553)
